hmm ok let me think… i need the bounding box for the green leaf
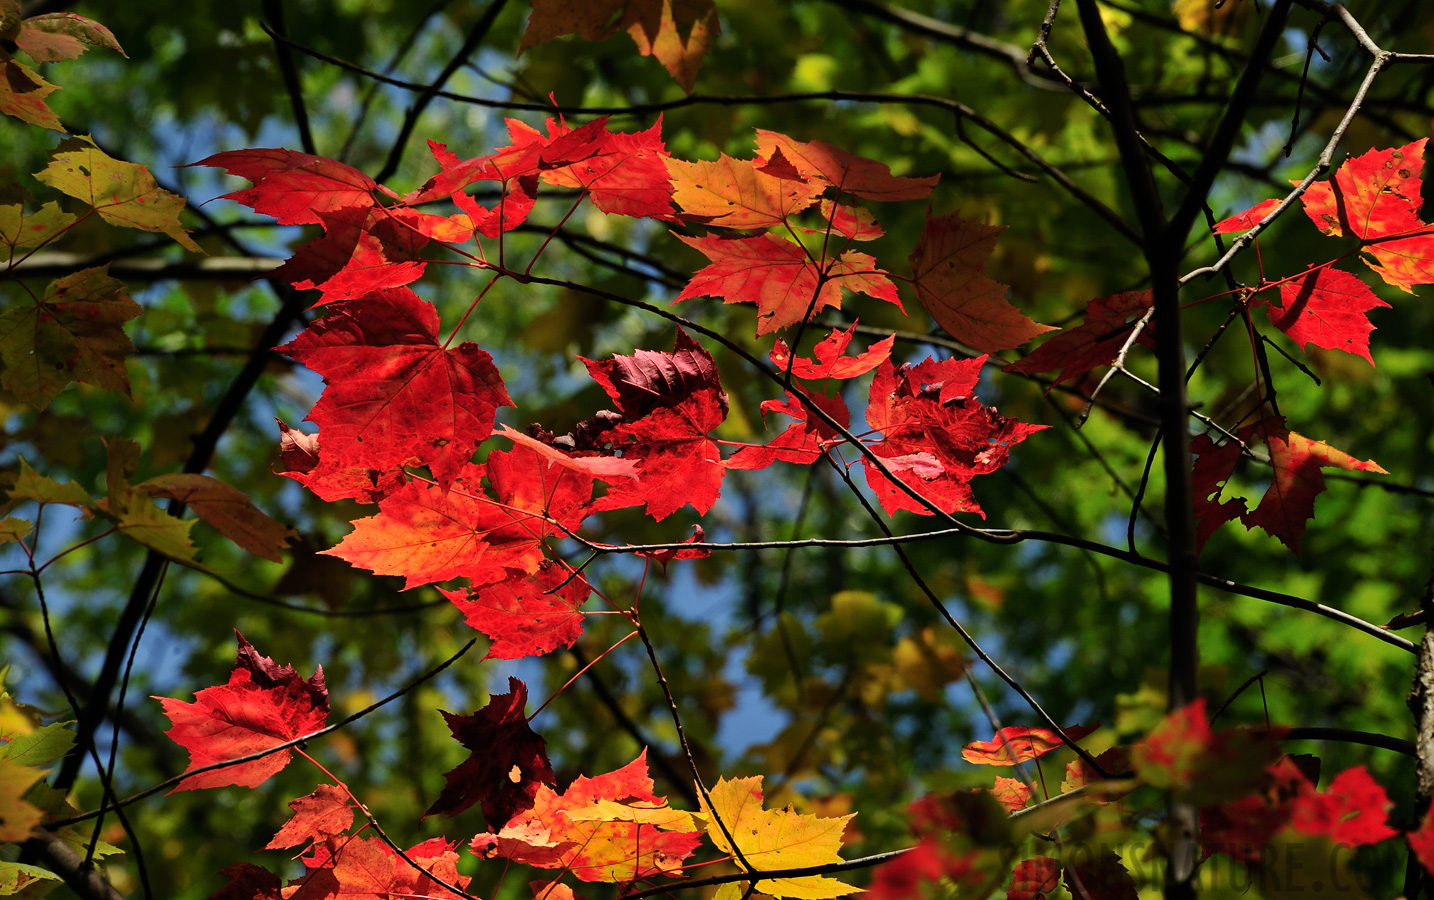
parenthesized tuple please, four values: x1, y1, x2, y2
(0, 519, 30, 544)
(35, 136, 201, 251)
(7, 458, 92, 508)
(0, 723, 72, 769)
(0, 862, 61, 899)
(0, 202, 77, 256)
(0, 266, 141, 409)
(104, 499, 198, 564)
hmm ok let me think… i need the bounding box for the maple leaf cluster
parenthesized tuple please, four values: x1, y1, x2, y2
(186, 105, 1055, 668)
(160, 635, 859, 900)
(1006, 141, 1434, 553)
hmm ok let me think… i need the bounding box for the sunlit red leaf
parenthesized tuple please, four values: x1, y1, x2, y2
(864, 357, 1046, 518)
(909, 211, 1053, 352)
(674, 233, 899, 335)
(265, 785, 354, 852)
(191, 148, 379, 226)
(754, 130, 938, 201)
(1190, 415, 1386, 553)
(725, 390, 849, 470)
(771, 324, 895, 381)
(324, 444, 594, 589)
(271, 207, 427, 306)
(540, 117, 674, 219)
(286, 836, 470, 900)
(1266, 267, 1389, 365)
(279, 287, 513, 489)
(156, 631, 328, 791)
(581, 331, 729, 520)
(961, 723, 1098, 766)
(1288, 765, 1396, 847)
(444, 560, 591, 660)
(424, 677, 555, 826)
(1212, 198, 1280, 233)
(1299, 139, 1425, 240)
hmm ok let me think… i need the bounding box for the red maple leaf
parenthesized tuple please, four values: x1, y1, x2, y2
(1191, 415, 1386, 553)
(443, 560, 592, 660)
(286, 836, 470, 900)
(472, 750, 702, 883)
(424, 676, 556, 827)
(1212, 198, 1281, 233)
(908, 211, 1052, 353)
(1007, 857, 1060, 900)
(961, 723, 1099, 766)
(753, 130, 939, 201)
(1409, 797, 1434, 876)
(323, 444, 596, 589)
(155, 631, 328, 791)
(275, 420, 405, 505)
(406, 130, 546, 237)
(265, 785, 355, 854)
(279, 287, 513, 489)
(539, 117, 674, 219)
(673, 233, 900, 335)
(1003, 290, 1155, 389)
(1299, 140, 1426, 240)
(725, 390, 850, 470)
(580, 331, 730, 519)
(190, 149, 385, 226)
(770, 324, 895, 381)
(1297, 139, 1434, 291)
(863, 356, 1046, 517)
(1264, 267, 1390, 365)
(271, 207, 428, 307)
(666, 153, 822, 228)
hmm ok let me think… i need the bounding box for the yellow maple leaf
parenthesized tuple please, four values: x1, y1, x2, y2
(698, 776, 857, 899)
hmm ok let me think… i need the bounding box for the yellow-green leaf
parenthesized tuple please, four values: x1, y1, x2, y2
(0, 202, 77, 256)
(699, 776, 857, 899)
(0, 861, 61, 899)
(0, 518, 30, 544)
(7, 458, 93, 508)
(35, 136, 201, 251)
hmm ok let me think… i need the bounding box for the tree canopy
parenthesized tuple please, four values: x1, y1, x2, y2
(4, 1, 1434, 898)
